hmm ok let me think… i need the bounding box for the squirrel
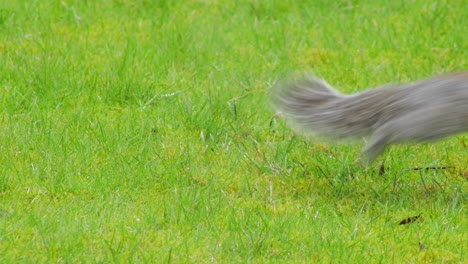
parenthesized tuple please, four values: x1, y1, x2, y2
(271, 72, 468, 164)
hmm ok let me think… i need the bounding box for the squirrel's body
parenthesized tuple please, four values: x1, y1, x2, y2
(272, 72, 468, 164)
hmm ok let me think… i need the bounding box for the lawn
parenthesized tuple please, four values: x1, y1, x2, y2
(0, 0, 466, 263)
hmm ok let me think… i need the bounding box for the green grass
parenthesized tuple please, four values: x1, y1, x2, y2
(0, 0, 466, 262)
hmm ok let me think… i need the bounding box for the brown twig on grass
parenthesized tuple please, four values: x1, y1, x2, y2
(392, 166, 456, 192)
(404, 166, 455, 171)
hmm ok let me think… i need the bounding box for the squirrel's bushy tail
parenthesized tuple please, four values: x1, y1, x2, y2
(271, 76, 377, 139)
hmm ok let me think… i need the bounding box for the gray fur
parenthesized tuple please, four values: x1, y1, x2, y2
(271, 72, 468, 164)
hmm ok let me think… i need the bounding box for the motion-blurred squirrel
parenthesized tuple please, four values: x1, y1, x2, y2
(272, 72, 468, 164)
